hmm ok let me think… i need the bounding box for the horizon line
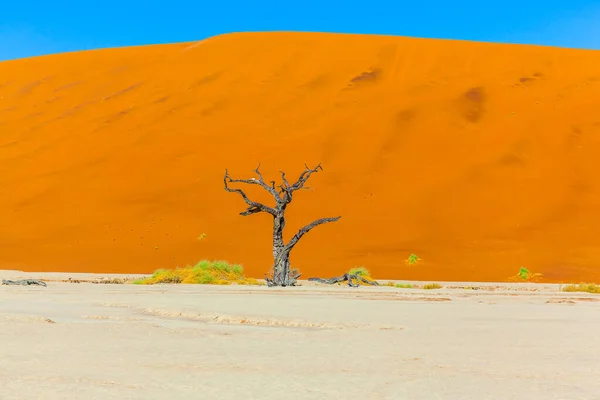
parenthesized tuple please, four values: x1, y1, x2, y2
(2, 30, 599, 63)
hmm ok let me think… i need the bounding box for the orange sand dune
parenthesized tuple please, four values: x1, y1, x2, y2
(2, 32, 600, 282)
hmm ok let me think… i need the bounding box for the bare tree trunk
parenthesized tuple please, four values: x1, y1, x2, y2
(271, 212, 292, 286)
(272, 247, 292, 286)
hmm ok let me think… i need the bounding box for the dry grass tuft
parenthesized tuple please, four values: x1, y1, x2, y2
(384, 282, 414, 288)
(395, 283, 414, 288)
(348, 267, 376, 285)
(134, 260, 261, 285)
(94, 277, 134, 284)
(422, 283, 443, 290)
(561, 283, 600, 294)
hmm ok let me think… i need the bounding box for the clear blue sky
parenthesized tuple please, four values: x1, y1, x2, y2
(1, 0, 600, 61)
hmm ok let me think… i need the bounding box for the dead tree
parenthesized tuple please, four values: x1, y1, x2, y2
(224, 164, 340, 287)
(2, 279, 47, 287)
(308, 273, 379, 287)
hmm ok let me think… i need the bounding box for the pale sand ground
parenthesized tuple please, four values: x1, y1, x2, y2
(1, 271, 600, 400)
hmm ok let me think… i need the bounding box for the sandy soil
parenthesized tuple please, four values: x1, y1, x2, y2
(1, 271, 599, 399)
(2, 32, 600, 282)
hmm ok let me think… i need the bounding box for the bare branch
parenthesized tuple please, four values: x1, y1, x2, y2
(278, 171, 292, 201)
(2, 279, 47, 287)
(225, 164, 282, 203)
(285, 216, 341, 251)
(277, 164, 321, 204)
(280, 171, 291, 189)
(252, 163, 281, 200)
(308, 273, 379, 287)
(289, 164, 323, 192)
(224, 169, 277, 216)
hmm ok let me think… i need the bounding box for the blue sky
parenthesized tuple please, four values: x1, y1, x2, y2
(1, 0, 600, 61)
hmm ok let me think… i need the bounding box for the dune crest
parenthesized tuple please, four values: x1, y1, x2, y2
(1, 32, 600, 282)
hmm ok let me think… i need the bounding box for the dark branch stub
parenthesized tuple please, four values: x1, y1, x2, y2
(308, 273, 379, 287)
(223, 163, 340, 287)
(2, 279, 47, 287)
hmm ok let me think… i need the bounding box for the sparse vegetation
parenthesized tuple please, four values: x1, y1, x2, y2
(518, 267, 530, 280)
(134, 260, 260, 285)
(561, 283, 600, 294)
(422, 283, 443, 290)
(509, 267, 543, 282)
(384, 281, 436, 289)
(347, 267, 376, 285)
(406, 254, 421, 266)
(395, 283, 414, 288)
(92, 277, 133, 284)
(348, 267, 369, 277)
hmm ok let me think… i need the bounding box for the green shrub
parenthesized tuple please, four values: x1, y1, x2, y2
(518, 267, 530, 280)
(406, 254, 421, 266)
(134, 260, 260, 285)
(348, 267, 370, 276)
(395, 283, 414, 288)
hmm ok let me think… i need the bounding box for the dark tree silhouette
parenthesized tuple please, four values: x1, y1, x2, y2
(224, 164, 340, 286)
(2, 279, 47, 287)
(308, 273, 379, 287)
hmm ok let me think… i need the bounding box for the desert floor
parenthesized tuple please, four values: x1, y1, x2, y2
(1, 271, 599, 399)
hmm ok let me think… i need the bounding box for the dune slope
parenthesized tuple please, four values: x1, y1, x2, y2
(1, 32, 600, 282)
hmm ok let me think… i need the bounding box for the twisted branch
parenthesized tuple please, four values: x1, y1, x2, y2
(277, 164, 322, 203)
(2, 279, 47, 287)
(224, 168, 277, 216)
(224, 163, 325, 210)
(308, 273, 379, 287)
(285, 216, 341, 251)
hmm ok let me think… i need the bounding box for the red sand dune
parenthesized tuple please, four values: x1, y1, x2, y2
(1, 32, 600, 282)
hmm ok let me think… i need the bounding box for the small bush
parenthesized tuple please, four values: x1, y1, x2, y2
(395, 283, 414, 288)
(406, 254, 421, 266)
(518, 267, 530, 280)
(562, 283, 600, 294)
(134, 260, 260, 285)
(422, 283, 443, 290)
(347, 267, 376, 286)
(508, 267, 543, 282)
(384, 281, 413, 288)
(348, 267, 369, 276)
